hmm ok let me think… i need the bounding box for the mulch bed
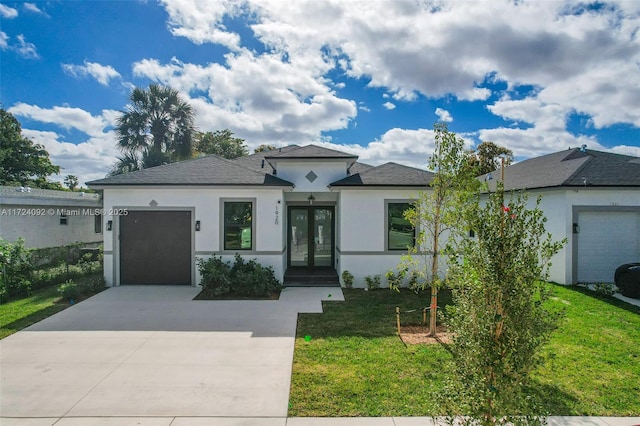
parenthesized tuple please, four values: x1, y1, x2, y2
(399, 324, 453, 345)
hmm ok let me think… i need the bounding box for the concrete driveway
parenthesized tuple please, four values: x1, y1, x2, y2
(0, 285, 343, 422)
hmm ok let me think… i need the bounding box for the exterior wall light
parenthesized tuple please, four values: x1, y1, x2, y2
(195, 220, 201, 231)
(573, 223, 580, 234)
(106, 220, 113, 231)
(308, 193, 315, 205)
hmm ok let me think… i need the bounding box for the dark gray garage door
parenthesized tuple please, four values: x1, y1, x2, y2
(120, 210, 192, 285)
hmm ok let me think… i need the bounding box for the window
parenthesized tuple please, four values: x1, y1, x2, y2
(60, 213, 68, 225)
(387, 202, 415, 250)
(224, 201, 253, 250)
(94, 214, 102, 233)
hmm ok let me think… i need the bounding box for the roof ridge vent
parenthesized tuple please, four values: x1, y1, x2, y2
(580, 144, 587, 153)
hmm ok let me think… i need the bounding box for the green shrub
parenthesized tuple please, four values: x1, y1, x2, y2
(364, 274, 381, 290)
(0, 238, 33, 302)
(58, 280, 80, 300)
(80, 275, 106, 294)
(341, 270, 354, 289)
(594, 282, 615, 297)
(386, 268, 407, 291)
(198, 254, 281, 298)
(230, 254, 281, 297)
(198, 256, 232, 296)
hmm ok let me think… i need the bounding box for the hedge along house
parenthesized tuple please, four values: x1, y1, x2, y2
(482, 147, 640, 285)
(87, 145, 434, 288)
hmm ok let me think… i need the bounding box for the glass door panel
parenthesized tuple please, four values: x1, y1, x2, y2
(313, 208, 333, 267)
(290, 208, 309, 267)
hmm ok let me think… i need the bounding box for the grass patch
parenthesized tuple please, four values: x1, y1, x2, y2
(289, 284, 640, 417)
(290, 288, 452, 416)
(0, 274, 105, 339)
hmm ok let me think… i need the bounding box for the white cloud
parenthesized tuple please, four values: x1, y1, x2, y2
(160, 0, 242, 50)
(23, 3, 48, 16)
(0, 31, 8, 50)
(13, 104, 121, 185)
(14, 34, 39, 59)
(12, 104, 121, 185)
(382, 102, 396, 110)
(22, 129, 119, 185)
(132, 52, 357, 148)
(9, 103, 118, 138)
(157, 0, 640, 137)
(458, 87, 492, 102)
(62, 61, 122, 86)
(0, 3, 18, 18)
(435, 107, 453, 122)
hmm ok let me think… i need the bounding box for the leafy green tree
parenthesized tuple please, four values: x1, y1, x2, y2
(64, 174, 79, 191)
(254, 144, 276, 153)
(0, 108, 61, 186)
(113, 84, 195, 172)
(195, 129, 248, 159)
(442, 183, 565, 425)
(470, 141, 514, 175)
(398, 123, 479, 336)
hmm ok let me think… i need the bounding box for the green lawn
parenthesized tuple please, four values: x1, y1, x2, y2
(0, 275, 105, 339)
(0, 286, 67, 339)
(289, 285, 640, 417)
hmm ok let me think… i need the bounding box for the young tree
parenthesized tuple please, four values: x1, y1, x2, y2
(64, 175, 79, 191)
(469, 141, 514, 175)
(0, 108, 61, 186)
(442, 183, 565, 425)
(113, 84, 195, 172)
(399, 123, 479, 336)
(194, 130, 248, 159)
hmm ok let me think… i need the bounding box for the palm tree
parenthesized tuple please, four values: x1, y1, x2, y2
(114, 84, 195, 171)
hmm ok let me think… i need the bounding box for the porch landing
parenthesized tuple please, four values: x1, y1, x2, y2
(284, 269, 341, 287)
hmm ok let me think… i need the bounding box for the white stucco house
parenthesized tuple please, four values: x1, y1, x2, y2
(0, 186, 103, 249)
(483, 147, 640, 285)
(87, 144, 639, 288)
(87, 145, 433, 288)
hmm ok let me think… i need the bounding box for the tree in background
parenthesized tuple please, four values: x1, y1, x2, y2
(397, 123, 479, 336)
(194, 129, 248, 159)
(469, 141, 514, 175)
(64, 175, 79, 191)
(254, 144, 276, 153)
(113, 84, 195, 172)
(0, 108, 61, 187)
(442, 183, 565, 425)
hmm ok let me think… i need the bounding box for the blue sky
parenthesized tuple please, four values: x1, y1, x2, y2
(1, 0, 639, 186)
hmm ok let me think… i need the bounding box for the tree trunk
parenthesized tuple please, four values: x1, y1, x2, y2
(429, 209, 440, 337)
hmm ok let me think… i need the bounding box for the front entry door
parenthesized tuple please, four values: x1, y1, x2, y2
(288, 207, 334, 269)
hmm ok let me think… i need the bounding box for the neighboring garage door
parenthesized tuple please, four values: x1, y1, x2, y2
(577, 211, 640, 283)
(120, 210, 192, 285)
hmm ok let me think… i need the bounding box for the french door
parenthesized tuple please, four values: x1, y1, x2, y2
(288, 206, 334, 269)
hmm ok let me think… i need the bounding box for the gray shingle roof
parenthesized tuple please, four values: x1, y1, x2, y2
(349, 162, 374, 175)
(264, 144, 358, 159)
(330, 162, 434, 187)
(232, 145, 300, 172)
(481, 148, 640, 191)
(86, 155, 294, 187)
(0, 186, 101, 206)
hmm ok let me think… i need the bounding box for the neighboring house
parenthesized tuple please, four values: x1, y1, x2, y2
(483, 147, 640, 284)
(87, 145, 434, 287)
(0, 186, 103, 249)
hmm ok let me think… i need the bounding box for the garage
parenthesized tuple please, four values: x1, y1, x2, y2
(577, 211, 640, 283)
(119, 210, 192, 285)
